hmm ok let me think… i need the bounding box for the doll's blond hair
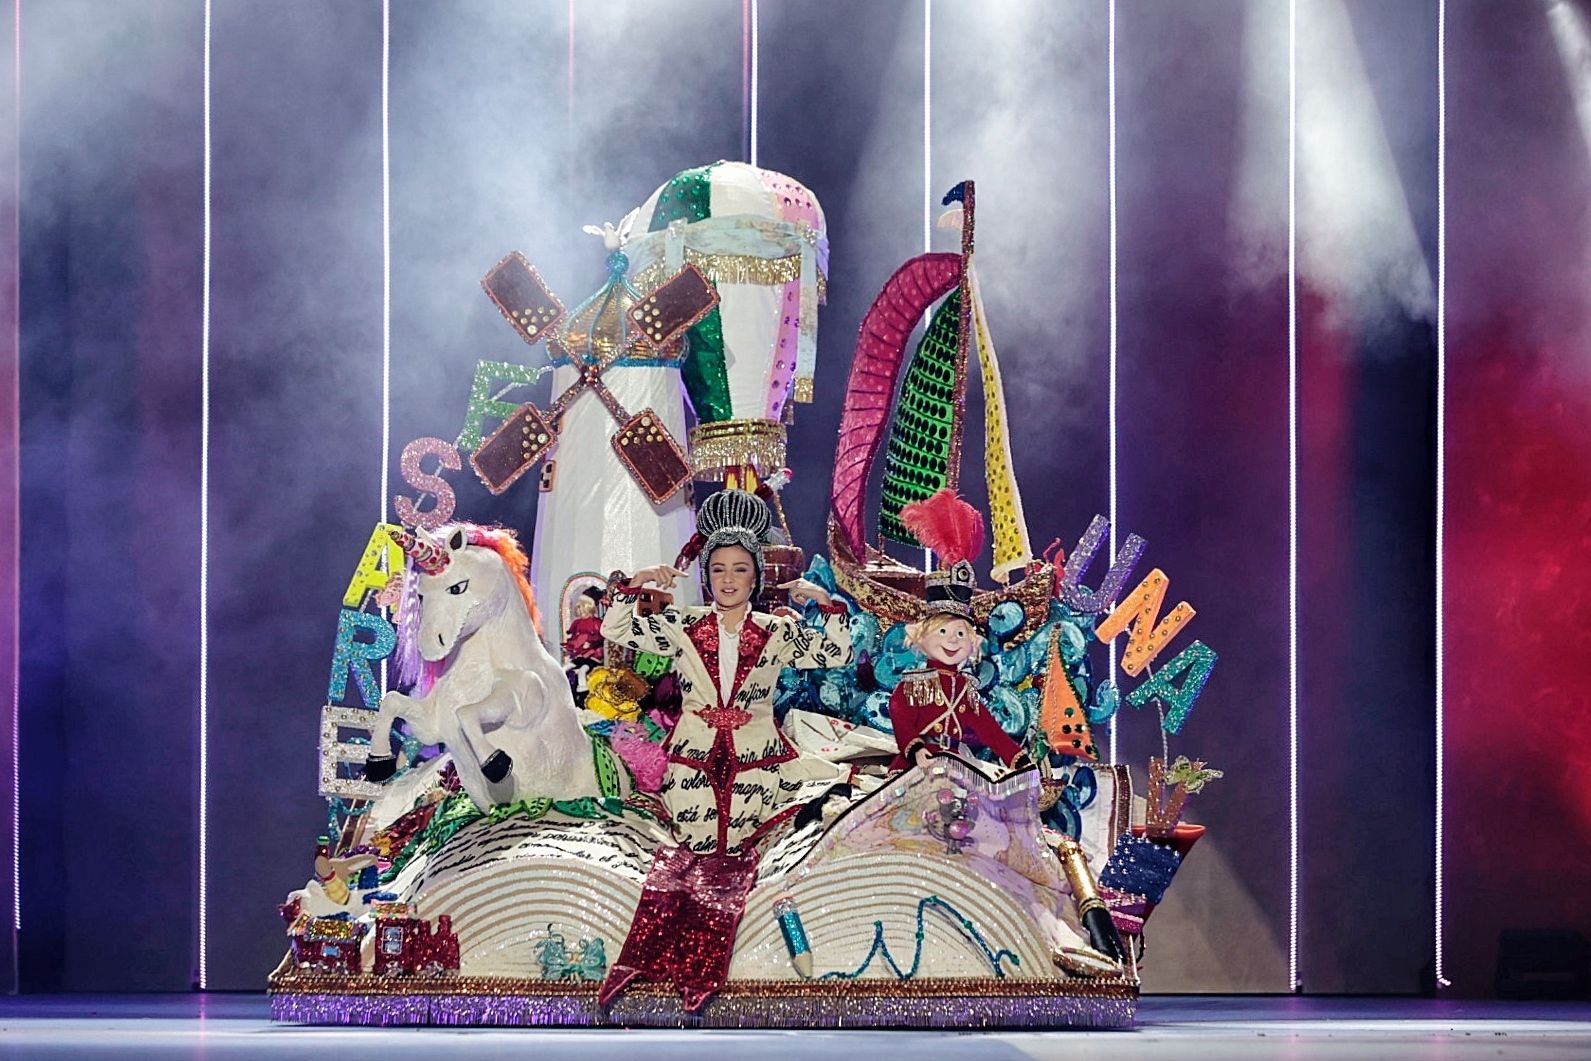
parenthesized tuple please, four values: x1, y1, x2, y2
(904, 614, 984, 664)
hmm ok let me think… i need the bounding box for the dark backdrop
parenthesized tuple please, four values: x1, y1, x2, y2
(6, 0, 1586, 996)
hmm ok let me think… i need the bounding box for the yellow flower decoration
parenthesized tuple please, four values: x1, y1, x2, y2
(586, 666, 647, 721)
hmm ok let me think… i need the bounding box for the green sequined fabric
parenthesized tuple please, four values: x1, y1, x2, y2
(879, 291, 962, 545)
(648, 164, 732, 422)
(592, 739, 624, 799)
(681, 308, 734, 423)
(648, 164, 716, 231)
(380, 791, 481, 883)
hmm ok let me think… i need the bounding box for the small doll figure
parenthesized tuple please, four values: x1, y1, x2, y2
(886, 490, 1028, 772)
(563, 587, 608, 704)
(562, 587, 607, 666)
(887, 565, 1027, 771)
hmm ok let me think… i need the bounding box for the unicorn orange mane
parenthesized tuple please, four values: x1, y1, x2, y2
(465, 524, 542, 638)
(393, 522, 543, 697)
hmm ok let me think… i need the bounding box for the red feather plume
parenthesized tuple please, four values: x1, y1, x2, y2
(899, 489, 985, 567)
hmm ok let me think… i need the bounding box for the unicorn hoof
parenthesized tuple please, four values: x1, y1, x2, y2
(363, 755, 397, 783)
(482, 750, 513, 783)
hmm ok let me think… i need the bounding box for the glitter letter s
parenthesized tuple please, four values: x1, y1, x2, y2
(393, 437, 461, 531)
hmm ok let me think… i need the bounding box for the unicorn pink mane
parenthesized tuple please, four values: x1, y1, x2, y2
(393, 523, 542, 695)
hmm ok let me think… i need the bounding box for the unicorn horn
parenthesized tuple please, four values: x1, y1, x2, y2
(387, 526, 449, 575)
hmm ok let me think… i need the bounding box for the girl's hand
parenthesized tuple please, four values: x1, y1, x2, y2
(777, 578, 832, 608)
(629, 565, 685, 590)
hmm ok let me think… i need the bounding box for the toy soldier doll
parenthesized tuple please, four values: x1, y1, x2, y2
(886, 490, 1029, 772)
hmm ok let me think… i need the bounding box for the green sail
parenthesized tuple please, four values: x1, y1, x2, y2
(878, 290, 961, 546)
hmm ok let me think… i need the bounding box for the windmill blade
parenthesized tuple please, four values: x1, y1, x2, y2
(829, 252, 962, 555)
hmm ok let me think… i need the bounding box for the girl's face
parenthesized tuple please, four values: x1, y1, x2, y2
(707, 545, 757, 611)
(917, 616, 978, 667)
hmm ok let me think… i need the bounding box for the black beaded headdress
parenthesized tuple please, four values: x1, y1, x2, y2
(922, 559, 978, 624)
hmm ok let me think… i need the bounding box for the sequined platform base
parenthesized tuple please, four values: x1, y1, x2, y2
(267, 968, 1138, 1029)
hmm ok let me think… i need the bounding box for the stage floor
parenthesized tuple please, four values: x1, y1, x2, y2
(1, 994, 1589, 1059)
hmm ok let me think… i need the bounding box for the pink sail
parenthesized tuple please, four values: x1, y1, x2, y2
(829, 252, 962, 554)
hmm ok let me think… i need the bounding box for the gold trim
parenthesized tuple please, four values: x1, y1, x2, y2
(689, 418, 787, 477)
(826, 519, 1058, 644)
(634, 251, 827, 296)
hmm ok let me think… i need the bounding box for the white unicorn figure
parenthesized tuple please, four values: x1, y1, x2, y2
(363, 523, 603, 812)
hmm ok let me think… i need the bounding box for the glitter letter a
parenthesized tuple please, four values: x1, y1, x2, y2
(1126, 641, 1218, 735)
(342, 522, 405, 609)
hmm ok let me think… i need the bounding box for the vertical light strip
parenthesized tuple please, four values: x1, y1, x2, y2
(566, 0, 574, 139)
(198, 0, 212, 991)
(379, 1, 390, 695)
(922, 0, 931, 256)
(1106, 0, 1118, 765)
(10, 0, 21, 944)
(1434, 0, 1449, 991)
(921, 0, 933, 573)
(381, 0, 390, 519)
(749, 0, 759, 167)
(1287, 0, 1301, 994)
(566, 1, 575, 188)
(740, 1, 750, 162)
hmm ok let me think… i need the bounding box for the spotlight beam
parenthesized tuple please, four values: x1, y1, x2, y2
(1434, 0, 1449, 992)
(1287, 0, 1301, 995)
(198, 0, 212, 991)
(1107, 0, 1118, 765)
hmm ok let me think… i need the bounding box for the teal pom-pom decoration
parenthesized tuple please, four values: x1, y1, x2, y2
(854, 690, 894, 732)
(1057, 621, 1087, 664)
(997, 645, 1031, 685)
(1088, 681, 1120, 725)
(987, 601, 1024, 640)
(881, 621, 912, 655)
(986, 685, 1030, 735)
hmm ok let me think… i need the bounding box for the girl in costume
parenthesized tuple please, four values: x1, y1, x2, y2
(598, 488, 851, 1011)
(887, 490, 1031, 772)
(601, 487, 851, 856)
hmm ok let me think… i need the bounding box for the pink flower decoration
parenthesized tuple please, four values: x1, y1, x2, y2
(611, 725, 667, 792)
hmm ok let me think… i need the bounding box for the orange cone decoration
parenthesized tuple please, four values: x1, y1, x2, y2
(1040, 632, 1099, 761)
